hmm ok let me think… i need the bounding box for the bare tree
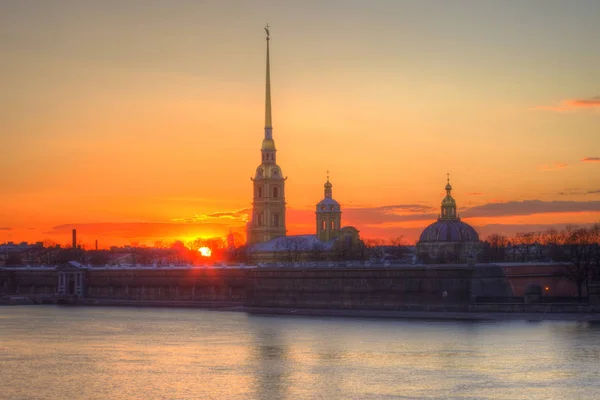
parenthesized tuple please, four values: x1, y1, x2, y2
(542, 228, 566, 262)
(513, 232, 537, 262)
(309, 242, 325, 262)
(563, 226, 594, 301)
(364, 238, 386, 262)
(485, 234, 508, 262)
(279, 237, 304, 262)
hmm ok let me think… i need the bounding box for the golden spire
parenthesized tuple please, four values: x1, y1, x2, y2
(264, 23, 272, 135)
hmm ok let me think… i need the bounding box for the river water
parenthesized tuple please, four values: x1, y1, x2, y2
(1, 306, 599, 400)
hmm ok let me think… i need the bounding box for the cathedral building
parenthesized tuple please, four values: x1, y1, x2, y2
(416, 176, 482, 263)
(246, 27, 361, 262)
(246, 26, 287, 246)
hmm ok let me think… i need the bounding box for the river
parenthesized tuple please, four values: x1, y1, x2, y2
(1, 306, 599, 399)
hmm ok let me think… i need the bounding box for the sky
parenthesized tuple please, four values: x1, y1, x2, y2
(1, 0, 599, 247)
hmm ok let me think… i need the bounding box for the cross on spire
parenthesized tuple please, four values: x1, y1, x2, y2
(447, 172, 450, 184)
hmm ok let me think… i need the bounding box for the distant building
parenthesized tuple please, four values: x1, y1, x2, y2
(417, 176, 482, 263)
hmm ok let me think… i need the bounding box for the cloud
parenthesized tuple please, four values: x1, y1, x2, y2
(171, 208, 250, 223)
(582, 157, 600, 163)
(537, 162, 569, 171)
(474, 223, 600, 241)
(559, 189, 600, 196)
(558, 190, 583, 196)
(534, 96, 600, 112)
(0, 227, 12, 231)
(463, 200, 600, 218)
(46, 222, 238, 241)
(467, 192, 483, 196)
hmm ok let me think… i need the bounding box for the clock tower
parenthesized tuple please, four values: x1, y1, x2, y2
(247, 26, 287, 245)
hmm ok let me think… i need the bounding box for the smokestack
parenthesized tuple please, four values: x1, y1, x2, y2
(95, 239, 98, 251)
(72, 229, 77, 248)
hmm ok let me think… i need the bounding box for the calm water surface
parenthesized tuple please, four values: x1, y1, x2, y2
(1, 306, 599, 400)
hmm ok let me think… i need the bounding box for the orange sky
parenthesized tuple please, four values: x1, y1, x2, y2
(1, 1, 599, 248)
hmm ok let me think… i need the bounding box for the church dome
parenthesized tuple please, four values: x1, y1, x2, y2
(418, 174, 479, 243)
(317, 197, 340, 212)
(316, 174, 341, 213)
(419, 219, 479, 243)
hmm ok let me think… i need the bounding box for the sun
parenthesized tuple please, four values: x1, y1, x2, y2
(198, 247, 212, 257)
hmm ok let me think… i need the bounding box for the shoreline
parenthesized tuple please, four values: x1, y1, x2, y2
(4, 298, 597, 322)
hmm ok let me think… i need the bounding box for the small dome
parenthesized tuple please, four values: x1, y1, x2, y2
(445, 182, 452, 191)
(419, 219, 479, 243)
(316, 197, 340, 212)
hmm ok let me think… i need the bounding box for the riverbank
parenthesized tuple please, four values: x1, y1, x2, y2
(43, 298, 600, 321)
(4, 297, 600, 321)
(245, 306, 600, 322)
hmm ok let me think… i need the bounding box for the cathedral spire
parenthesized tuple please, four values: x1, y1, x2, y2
(264, 24, 272, 139)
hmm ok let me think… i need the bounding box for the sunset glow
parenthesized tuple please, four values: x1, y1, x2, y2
(1, 1, 599, 247)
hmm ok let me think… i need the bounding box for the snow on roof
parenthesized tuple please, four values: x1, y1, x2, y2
(250, 234, 337, 253)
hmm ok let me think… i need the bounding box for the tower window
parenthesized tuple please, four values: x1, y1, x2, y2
(273, 186, 279, 198)
(331, 220, 335, 230)
(322, 220, 326, 230)
(258, 213, 263, 226)
(273, 214, 279, 227)
(258, 186, 263, 198)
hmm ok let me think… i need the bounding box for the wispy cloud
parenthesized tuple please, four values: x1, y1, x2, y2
(582, 157, 600, 163)
(171, 208, 250, 223)
(534, 96, 600, 112)
(538, 162, 569, 171)
(558, 188, 600, 196)
(46, 222, 237, 240)
(463, 200, 600, 218)
(0, 227, 12, 231)
(467, 192, 483, 196)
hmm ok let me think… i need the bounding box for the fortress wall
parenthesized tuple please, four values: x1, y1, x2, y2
(245, 266, 474, 310)
(2, 270, 58, 295)
(497, 264, 578, 297)
(1, 263, 582, 307)
(84, 268, 249, 301)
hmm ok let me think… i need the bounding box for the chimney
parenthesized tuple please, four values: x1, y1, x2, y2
(95, 239, 98, 251)
(72, 229, 77, 248)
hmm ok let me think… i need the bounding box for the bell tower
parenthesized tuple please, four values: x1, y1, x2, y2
(247, 25, 287, 245)
(316, 173, 341, 242)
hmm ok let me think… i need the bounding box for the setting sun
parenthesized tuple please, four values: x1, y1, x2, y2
(198, 247, 212, 257)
